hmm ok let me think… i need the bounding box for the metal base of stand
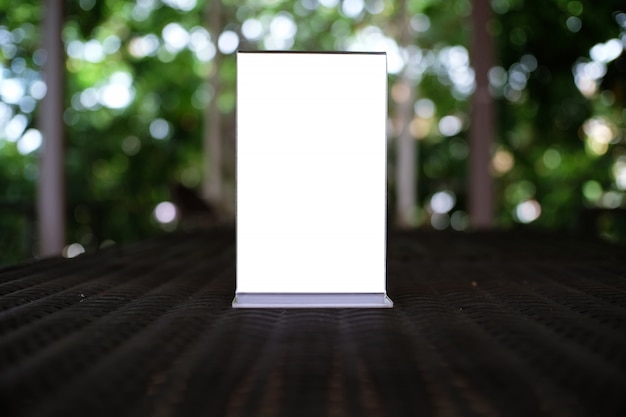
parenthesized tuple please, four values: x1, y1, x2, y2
(232, 293, 393, 308)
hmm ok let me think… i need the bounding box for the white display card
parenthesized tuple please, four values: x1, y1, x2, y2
(234, 51, 392, 308)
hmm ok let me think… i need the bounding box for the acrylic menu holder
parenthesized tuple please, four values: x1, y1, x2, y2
(234, 51, 392, 308)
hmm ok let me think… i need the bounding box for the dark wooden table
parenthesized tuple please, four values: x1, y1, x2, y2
(1, 227, 625, 417)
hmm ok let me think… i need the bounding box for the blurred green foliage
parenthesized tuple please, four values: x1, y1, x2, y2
(0, 0, 625, 265)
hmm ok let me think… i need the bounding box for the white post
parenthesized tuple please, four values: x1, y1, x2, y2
(469, 0, 495, 228)
(234, 52, 392, 308)
(37, 0, 65, 257)
(202, 0, 222, 204)
(395, 79, 417, 227)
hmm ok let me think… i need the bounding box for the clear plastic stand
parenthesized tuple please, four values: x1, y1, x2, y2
(233, 293, 393, 308)
(234, 52, 392, 309)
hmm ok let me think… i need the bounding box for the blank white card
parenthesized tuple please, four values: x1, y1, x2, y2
(235, 52, 391, 307)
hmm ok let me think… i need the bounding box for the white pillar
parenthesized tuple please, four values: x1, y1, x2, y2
(202, 0, 222, 204)
(469, 0, 495, 228)
(395, 79, 417, 228)
(37, 0, 65, 257)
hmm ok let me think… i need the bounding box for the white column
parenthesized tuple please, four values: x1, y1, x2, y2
(202, 0, 222, 204)
(37, 0, 65, 257)
(469, 0, 495, 228)
(395, 79, 417, 228)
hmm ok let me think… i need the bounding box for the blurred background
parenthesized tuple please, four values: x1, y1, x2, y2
(0, 0, 625, 265)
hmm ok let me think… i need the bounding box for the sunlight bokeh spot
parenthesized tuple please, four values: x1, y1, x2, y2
(450, 210, 469, 231)
(163, 23, 190, 52)
(431, 212, 450, 230)
(520, 54, 538, 72)
(19, 96, 35, 113)
(29, 80, 47, 100)
(218, 30, 239, 54)
(83, 39, 105, 63)
(566, 16, 582, 33)
(154, 201, 178, 224)
(583, 180, 602, 202)
(149, 118, 170, 140)
(491, 149, 514, 175)
(365, 0, 384, 14)
(438, 115, 462, 137)
(5, 114, 28, 142)
(271, 13, 297, 39)
(414, 98, 435, 118)
(0, 78, 24, 104)
(128, 34, 160, 58)
(79, 0, 96, 11)
(515, 200, 541, 223)
(99, 72, 134, 109)
(488, 66, 507, 88)
(66, 40, 84, 59)
(410, 14, 431, 32)
(0, 102, 13, 128)
(319, 0, 339, 8)
(162, 0, 196, 11)
(542, 148, 561, 170)
(409, 117, 431, 139)
(242, 18, 263, 41)
(122, 136, 141, 156)
(17, 128, 42, 155)
(80, 88, 99, 109)
(189, 27, 215, 62)
(341, 0, 364, 18)
(613, 158, 626, 191)
(63, 243, 86, 258)
(430, 191, 456, 214)
(103, 35, 121, 54)
(601, 191, 623, 209)
(348, 27, 404, 74)
(590, 38, 623, 63)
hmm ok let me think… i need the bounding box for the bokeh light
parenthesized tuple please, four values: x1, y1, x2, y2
(601, 191, 623, 209)
(100, 72, 134, 109)
(542, 148, 561, 170)
(128, 34, 160, 58)
(491, 148, 514, 175)
(188, 27, 215, 62)
(162, 0, 196, 11)
(613, 157, 626, 191)
(163, 23, 190, 53)
(0, 78, 25, 104)
(5, 114, 28, 141)
(348, 27, 404, 74)
(218, 30, 239, 54)
(414, 98, 435, 118)
(341, 0, 364, 18)
(17, 128, 42, 155)
(62, 243, 86, 258)
(149, 118, 170, 140)
(430, 191, 456, 214)
(431, 212, 450, 230)
(583, 117, 615, 156)
(438, 115, 463, 137)
(515, 200, 542, 223)
(153, 201, 178, 228)
(583, 180, 602, 203)
(450, 211, 469, 231)
(242, 18, 263, 41)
